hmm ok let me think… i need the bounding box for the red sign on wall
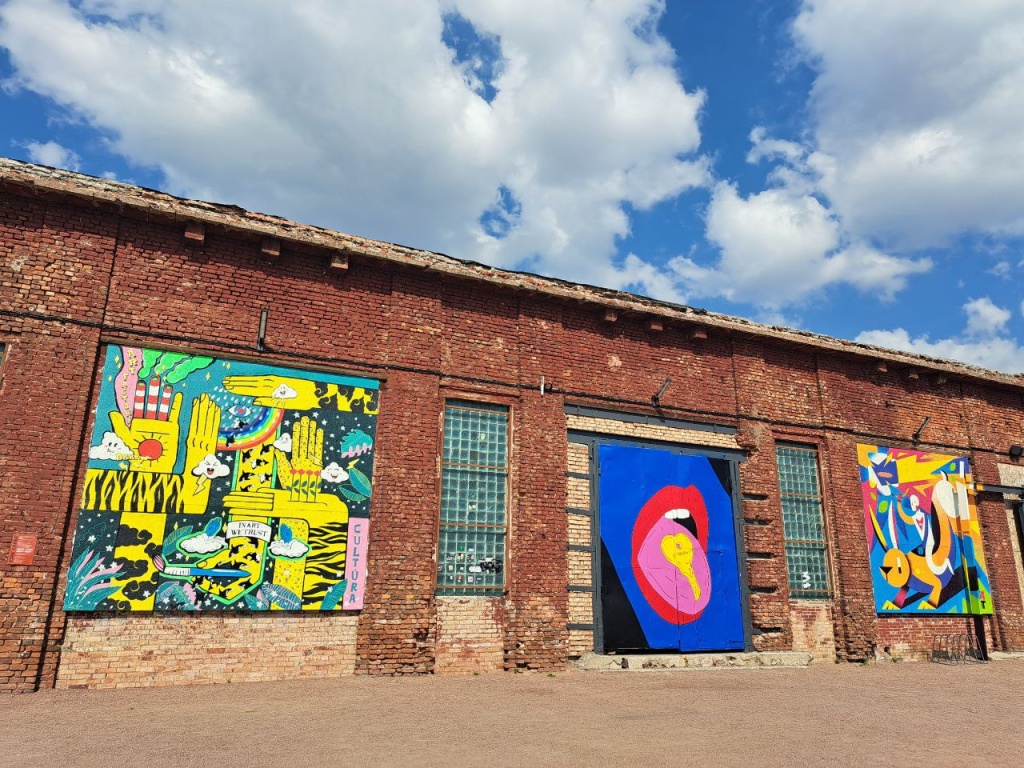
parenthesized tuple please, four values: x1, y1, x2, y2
(8, 534, 37, 566)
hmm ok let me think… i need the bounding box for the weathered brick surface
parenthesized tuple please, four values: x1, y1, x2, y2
(736, 418, 794, 650)
(789, 601, 837, 661)
(2, 177, 1024, 691)
(819, 432, 879, 660)
(0, 194, 117, 693)
(875, 614, 994, 661)
(504, 390, 568, 671)
(355, 371, 441, 676)
(734, 339, 823, 424)
(430, 597, 505, 674)
(58, 613, 358, 688)
(566, 414, 740, 450)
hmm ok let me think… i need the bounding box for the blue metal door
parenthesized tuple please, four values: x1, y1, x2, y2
(598, 444, 746, 653)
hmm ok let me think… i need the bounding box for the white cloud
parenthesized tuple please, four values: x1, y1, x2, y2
(963, 297, 1011, 338)
(23, 139, 80, 170)
(320, 461, 348, 484)
(856, 297, 1024, 374)
(678, 3, 1024, 312)
(677, 180, 929, 308)
(88, 430, 130, 460)
(270, 384, 297, 401)
(191, 453, 229, 479)
(269, 538, 310, 559)
(272, 433, 292, 453)
(0, 0, 707, 291)
(792, 1, 1024, 249)
(179, 532, 226, 555)
(988, 261, 1012, 279)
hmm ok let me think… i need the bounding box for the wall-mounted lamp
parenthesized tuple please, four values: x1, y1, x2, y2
(652, 377, 671, 407)
(912, 415, 931, 443)
(257, 308, 269, 352)
(1010, 445, 1024, 459)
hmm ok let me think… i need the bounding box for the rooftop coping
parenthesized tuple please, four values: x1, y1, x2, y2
(2, 155, 1022, 391)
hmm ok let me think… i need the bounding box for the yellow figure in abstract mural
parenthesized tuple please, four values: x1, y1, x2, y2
(858, 444, 993, 614)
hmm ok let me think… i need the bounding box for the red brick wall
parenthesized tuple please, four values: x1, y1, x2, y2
(3, 186, 1024, 690)
(356, 370, 442, 675)
(0, 194, 118, 692)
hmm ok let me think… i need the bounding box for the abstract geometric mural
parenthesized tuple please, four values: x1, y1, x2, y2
(858, 444, 992, 615)
(63, 345, 378, 612)
(598, 445, 745, 653)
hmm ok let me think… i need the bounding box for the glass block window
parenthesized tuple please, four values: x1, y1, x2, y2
(436, 401, 508, 596)
(776, 445, 831, 599)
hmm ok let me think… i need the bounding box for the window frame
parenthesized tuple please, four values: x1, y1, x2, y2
(435, 398, 511, 597)
(775, 442, 832, 600)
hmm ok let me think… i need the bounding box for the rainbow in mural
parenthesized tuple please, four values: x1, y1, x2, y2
(858, 444, 992, 615)
(63, 346, 379, 613)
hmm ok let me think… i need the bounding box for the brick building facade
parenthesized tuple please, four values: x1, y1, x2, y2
(2, 157, 1023, 692)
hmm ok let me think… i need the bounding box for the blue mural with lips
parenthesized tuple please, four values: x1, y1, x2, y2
(598, 445, 745, 652)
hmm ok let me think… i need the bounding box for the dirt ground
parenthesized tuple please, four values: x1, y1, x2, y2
(2, 660, 1022, 767)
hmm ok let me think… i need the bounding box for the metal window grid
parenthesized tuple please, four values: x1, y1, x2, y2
(776, 446, 831, 599)
(436, 401, 508, 596)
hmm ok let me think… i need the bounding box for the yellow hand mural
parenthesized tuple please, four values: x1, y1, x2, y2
(182, 394, 222, 513)
(108, 392, 183, 473)
(222, 488, 348, 529)
(223, 375, 321, 409)
(223, 375, 378, 414)
(275, 416, 324, 502)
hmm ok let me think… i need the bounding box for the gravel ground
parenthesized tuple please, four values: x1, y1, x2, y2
(2, 660, 1021, 767)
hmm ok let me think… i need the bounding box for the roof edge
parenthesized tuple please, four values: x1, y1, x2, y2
(2, 156, 1022, 390)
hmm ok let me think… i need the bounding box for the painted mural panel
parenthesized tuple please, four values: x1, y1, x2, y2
(598, 445, 745, 653)
(64, 345, 379, 612)
(858, 444, 992, 615)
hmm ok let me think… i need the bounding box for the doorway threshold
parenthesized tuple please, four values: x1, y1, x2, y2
(575, 651, 812, 671)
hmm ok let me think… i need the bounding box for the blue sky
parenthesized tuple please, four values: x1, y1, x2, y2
(2, 1, 1023, 372)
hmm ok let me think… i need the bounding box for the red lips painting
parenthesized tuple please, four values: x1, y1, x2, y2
(631, 484, 713, 624)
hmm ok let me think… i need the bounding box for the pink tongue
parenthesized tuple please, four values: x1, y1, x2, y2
(636, 518, 712, 616)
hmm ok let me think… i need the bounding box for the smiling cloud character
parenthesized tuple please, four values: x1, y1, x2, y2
(320, 461, 349, 483)
(89, 431, 131, 461)
(192, 454, 230, 480)
(190, 454, 230, 493)
(271, 384, 298, 400)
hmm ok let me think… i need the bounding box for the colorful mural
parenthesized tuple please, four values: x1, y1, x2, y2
(858, 444, 992, 615)
(64, 346, 379, 612)
(598, 445, 745, 653)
